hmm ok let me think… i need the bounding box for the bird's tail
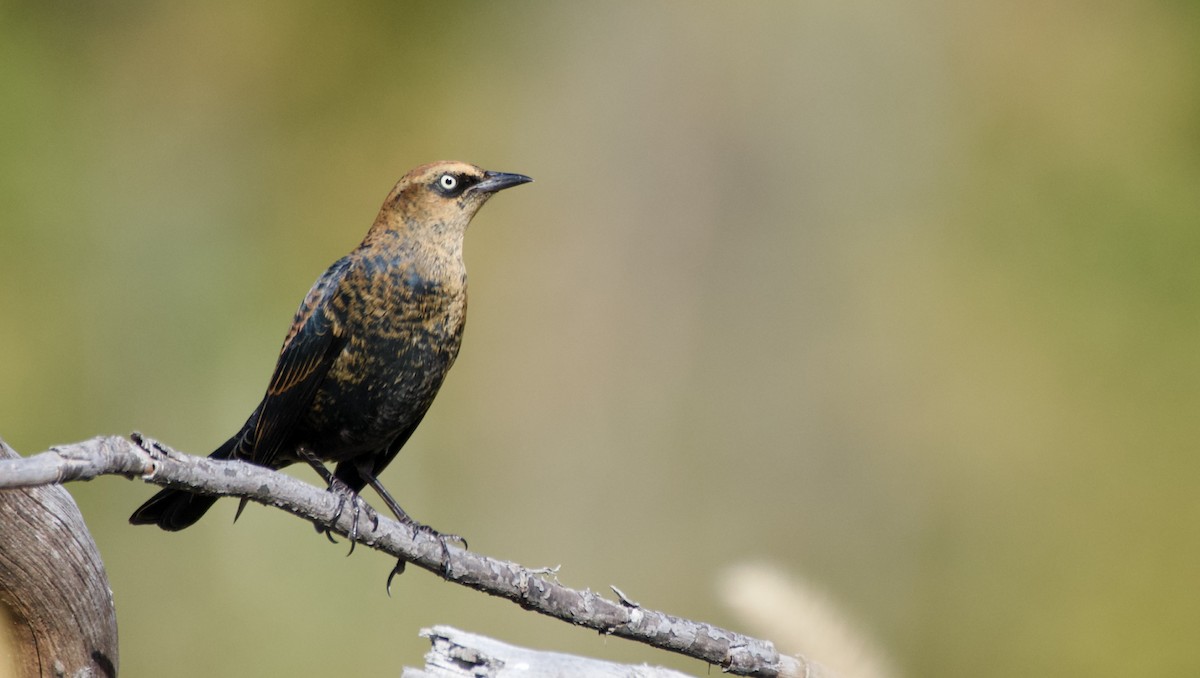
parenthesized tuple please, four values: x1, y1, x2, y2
(129, 435, 238, 531)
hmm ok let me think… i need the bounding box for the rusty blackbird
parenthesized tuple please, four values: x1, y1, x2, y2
(131, 161, 531, 544)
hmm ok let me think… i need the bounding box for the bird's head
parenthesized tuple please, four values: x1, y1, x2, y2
(367, 161, 532, 249)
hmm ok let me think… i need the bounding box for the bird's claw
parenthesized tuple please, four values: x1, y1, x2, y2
(129, 432, 170, 458)
(386, 559, 407, 596)
(317, 476, 378, 555)
(439, 530, 467, 551)
(381, 522, 466, 593)
(342, 497, 379, 557)
(410, 522, 462, 578)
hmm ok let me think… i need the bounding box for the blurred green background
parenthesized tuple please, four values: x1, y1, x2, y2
(2, 1, 1199, 676)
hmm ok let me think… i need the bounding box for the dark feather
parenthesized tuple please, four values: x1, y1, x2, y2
(251, 257, 351, 468)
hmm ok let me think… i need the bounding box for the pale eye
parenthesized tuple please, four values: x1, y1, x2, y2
(438, 174, 458, 191)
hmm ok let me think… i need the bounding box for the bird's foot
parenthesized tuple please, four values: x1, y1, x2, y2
(384, 521, 467, 595)
(358, 474, 466, 591)
(415, 522, 467, 551)
(129, 431, 171, 458)
(320, 477, 378, 555)
(407, 518, 466, 564)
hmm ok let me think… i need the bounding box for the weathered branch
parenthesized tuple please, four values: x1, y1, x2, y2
(0, 435, 819, 678)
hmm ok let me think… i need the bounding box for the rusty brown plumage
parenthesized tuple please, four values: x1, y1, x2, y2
(130, 162, 531, 537)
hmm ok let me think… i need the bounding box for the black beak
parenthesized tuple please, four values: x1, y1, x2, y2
(473, 170, 533, 194)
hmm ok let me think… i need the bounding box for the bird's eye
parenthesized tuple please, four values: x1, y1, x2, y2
(438, 174, 458, 191)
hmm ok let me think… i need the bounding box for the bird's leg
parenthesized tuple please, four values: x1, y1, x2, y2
(364, 469, 467, 548)
(298, 451, 344, 543)
(357, 466, 466, 590)
(298, 450, 375, 553)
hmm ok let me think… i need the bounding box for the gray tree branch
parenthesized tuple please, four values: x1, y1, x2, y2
(0, 434, 820, 678)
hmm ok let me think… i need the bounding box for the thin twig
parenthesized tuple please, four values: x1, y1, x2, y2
(0, 435, 818, 678)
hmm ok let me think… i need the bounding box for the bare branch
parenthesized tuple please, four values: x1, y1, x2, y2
(0, 435, 821, 678)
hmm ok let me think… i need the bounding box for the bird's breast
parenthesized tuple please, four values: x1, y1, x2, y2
(304, 257, 467, 453)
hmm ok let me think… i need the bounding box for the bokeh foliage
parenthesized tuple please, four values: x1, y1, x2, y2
(2, 1, 1198, 676)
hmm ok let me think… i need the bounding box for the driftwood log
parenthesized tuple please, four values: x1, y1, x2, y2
(403, 625, 695, 677)
(0, 439, 118, 678)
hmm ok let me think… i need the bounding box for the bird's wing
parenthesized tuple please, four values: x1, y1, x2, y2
(250, 257, 353, 468)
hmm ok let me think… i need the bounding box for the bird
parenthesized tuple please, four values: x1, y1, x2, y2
(130, 161, 531, 553)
